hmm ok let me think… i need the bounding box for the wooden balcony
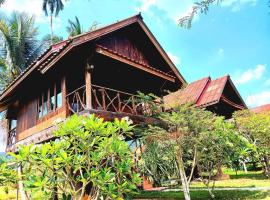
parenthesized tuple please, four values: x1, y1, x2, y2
(66, 84, 161, 123)
(7, 128, 16, 148)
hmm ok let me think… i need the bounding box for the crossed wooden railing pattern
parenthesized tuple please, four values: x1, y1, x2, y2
(66, 84, 159, 116)
(7, 128, 16, 147)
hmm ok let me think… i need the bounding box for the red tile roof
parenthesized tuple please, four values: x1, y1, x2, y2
(164, 75, 246, 110)
(251, 104, 270, 113)
(197, 75, 228, 107)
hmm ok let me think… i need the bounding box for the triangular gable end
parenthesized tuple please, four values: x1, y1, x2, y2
(0, 14, 186, 108)
(220, 76, 247, 109)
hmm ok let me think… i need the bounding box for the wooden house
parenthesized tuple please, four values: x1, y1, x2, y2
(163, 75, 247, 118)
(0, 14, 186, 152)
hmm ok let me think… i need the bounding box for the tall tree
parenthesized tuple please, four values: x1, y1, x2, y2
(42, 0, 65, 44)
(0, 12, 41, 91)
(66, 16, 83, 37)
(0, 0, 5, 6)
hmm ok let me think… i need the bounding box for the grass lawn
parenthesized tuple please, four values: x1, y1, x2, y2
(190, 169, 270, 188)
(1, 169, 269, 200)
(133, 190, 270, 200)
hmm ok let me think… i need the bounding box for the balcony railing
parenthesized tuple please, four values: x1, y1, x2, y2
(66, 84, 160, 116)
(7, 128, 16, 147)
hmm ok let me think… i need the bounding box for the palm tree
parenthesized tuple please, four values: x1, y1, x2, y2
(42, 34, 63, 49)
(0, 0, 5, 6)
(66, 16, 83, 37)
(42, 0, 64, 44)
(0, 12, 42, 91)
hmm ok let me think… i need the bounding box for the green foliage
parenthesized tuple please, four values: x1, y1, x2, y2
(0, 12, 42, 91)
(66, 16, 84, 37)
(139, 141, 178, 187)
(233, 110, 270, 177)
(0, 156, 17, 188)
(42, 0, 65, 17)
(9, 114, 140, 200)
(139, 104, 246, 199)
(42, 34, 63, 45)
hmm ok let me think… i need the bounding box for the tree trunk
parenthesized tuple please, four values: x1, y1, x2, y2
(18, 165, 29, 200)
(176, 149, 190, 200)
(215, 165, 224, 180)
(242, 161, 247, 174)
(50, 14, 53, 45)
(263, 155, 270, 178)
(52, 168, 58, 200)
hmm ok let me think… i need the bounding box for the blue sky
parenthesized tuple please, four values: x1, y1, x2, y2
(0, 0, 269, 151)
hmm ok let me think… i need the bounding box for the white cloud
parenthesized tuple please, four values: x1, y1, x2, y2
(1, 0, 65, 26)
(221, 0, 257, 11)
(136, 0, 198, 24)
(168, 52, 181, 65)
(246, 91, 270, 107)
(235, 64, 266, 84)
(1, 0, 46, 23)
(218, 48, 224, 55)
(136, 0, 257, 24)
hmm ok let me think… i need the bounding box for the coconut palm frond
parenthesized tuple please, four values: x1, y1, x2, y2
(0, 12, 42, 91)
(42, 0, 64, 17)
(0, 0, 5, 6)
(66, 16, 83, 37)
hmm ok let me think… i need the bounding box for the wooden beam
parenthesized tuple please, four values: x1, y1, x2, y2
(85, 63, 92, 109)
(62, 76, 67, 113)
(95, 47, 175, 83)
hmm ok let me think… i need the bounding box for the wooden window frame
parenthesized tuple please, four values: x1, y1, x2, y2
(38, 80, 63, 120)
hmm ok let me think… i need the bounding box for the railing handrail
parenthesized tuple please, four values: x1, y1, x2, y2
(66, 85, 86, 97)
(66, 84, 137, 98)
(8, 127, 16, 133)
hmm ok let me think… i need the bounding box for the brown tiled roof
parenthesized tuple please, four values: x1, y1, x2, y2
(164, 75, 246, 110)
(197, 75, 228, 107)
(251, 104, 270, 113)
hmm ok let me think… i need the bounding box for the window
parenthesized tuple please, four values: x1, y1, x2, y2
(38, 80, 63, 118)
(10, 119, 17, 130)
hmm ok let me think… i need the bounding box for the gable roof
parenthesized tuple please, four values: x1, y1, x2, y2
(164, 75, 246, 110)
(0, 13, 186, 108)
(251, 104, 270, 113)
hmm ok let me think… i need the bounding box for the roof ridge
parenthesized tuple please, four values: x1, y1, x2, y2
(195, 78, 212, 105)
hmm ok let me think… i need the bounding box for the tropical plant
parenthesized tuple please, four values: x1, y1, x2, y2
(139, 103, 243, 200)
(42, 33, 63, 50)
(234, 110, 270, 177)
(0, 12, 41, 91)
(9, 114, 141, 200)
(66, 16, 83, 37)
(0, 156, 17, 187)
(42, 0, 65, 44)
(140, 140, 178, 187)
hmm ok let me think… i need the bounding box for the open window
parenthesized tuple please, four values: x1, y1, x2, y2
(38, 80, 63, 118)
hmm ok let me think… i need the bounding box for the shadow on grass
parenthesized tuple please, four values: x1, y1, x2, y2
(133, 190, 270, 200)
(229, 173, 267, 180)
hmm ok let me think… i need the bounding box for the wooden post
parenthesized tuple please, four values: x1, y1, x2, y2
(62, 76, 67, 115)
(85, 63, 92, 109)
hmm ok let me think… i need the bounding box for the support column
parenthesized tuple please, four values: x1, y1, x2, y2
(85, 63, 93, 109)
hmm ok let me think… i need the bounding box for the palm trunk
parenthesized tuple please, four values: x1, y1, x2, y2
(50, 14, 53, 45)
